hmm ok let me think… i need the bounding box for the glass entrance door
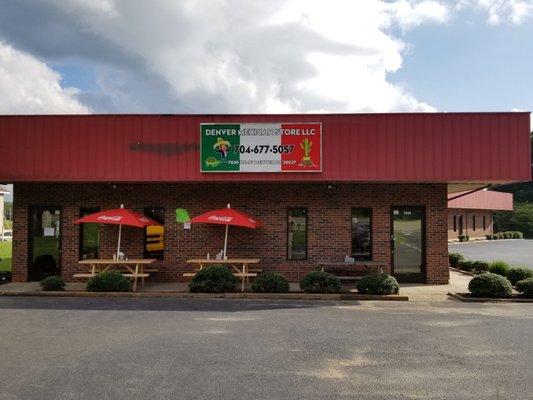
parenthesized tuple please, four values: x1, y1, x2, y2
(29, 206, 61, 281)
(391, 206, 425, 282)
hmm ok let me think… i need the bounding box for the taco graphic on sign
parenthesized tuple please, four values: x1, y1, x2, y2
(213, 137, 231, 158)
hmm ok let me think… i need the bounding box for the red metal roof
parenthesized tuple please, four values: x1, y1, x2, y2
(0, 112, 530, 183)
(448, 190, 514, 211)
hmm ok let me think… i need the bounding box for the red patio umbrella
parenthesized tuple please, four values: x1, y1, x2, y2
(191, 204, 261, 258)
(75, 204, 161, 258)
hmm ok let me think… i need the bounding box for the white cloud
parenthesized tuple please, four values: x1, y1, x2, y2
(0, 42, 90, 114)
(384, 0, 450, 28)
(457, 0, 533, 24)
(11, 0, 442, 114)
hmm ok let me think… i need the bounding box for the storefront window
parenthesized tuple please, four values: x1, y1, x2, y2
(352, 208, 371, 260)
(144, 207, 164, 260)
(288, 208, 307, 260)
(80, 208, 99, 260)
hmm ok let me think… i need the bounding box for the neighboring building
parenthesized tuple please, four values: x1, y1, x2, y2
(448, 190, 513, 241)
(0, 113, 530, 285)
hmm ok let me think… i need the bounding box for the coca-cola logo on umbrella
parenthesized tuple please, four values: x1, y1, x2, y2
(97, 215, 123, 222)
(208, 215, 233, 222)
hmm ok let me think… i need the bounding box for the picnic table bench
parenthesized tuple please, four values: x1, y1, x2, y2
(185, 258, 261, 292)
(74, 259, 157, 291)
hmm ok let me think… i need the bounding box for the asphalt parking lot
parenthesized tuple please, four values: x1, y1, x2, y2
(449, 239, 533, 269)
(0, 297, 532, 399)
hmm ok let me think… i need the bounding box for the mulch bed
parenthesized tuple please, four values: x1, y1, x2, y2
(448, 292, 533, 303)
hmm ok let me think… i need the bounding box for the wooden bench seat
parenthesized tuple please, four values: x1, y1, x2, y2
(144, 268, 159, 273)
(182, 272, 197, 277)
(73, 273, 97, 278)
(233, 273, 258, 278)
(122, 273, 150, 278)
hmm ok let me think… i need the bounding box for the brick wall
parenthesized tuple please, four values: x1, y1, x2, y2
(447, 209, 493, 240)
(12, 183, 450, 284)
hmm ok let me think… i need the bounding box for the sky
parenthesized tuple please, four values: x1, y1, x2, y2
(0, 0, 531, 119)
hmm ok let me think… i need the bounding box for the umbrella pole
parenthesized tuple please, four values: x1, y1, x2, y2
(117, 223, 122, 258)
(223, 224, 229, 259)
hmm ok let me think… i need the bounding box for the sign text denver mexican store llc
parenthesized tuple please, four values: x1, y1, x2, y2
(200, 123, 322, 172)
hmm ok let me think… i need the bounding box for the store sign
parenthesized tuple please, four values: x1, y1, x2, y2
(200, 123, 322, 172)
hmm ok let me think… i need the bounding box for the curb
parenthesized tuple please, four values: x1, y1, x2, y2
(0, 291, 409, 301)
(449, 267, 476, 277)
(448, 292, 533, 303)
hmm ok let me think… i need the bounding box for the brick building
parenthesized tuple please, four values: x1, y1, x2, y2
(0, 113, 530, 285)
(447, 189, 514, 241)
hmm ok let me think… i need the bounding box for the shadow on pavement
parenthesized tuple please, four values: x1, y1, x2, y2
(0, 296, 346, 312)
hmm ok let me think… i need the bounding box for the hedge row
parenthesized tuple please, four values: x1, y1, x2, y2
(450, 255, 533, 298)
(450, 253, 533, 282)
(35, 267, 400, 295)
(187, 265, 400, 295)
(486, 231, 523, 240)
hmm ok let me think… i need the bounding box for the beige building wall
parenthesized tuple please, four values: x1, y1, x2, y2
(448, 209, 494, 240)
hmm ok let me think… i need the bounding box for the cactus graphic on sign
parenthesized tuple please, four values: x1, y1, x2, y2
(299, 138, 315, 167)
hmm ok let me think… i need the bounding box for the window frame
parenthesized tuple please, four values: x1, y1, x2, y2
(287, 208, 308, 261)
(472, 215, 476, 231)
(79, 207, 100, 261)
(351, 208, 372, 261)
(453, 215, 457, 232)
(483, 215, 487, 230)
(143, 206, 165, 261)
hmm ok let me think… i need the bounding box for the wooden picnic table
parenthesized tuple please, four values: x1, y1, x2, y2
(185, 258, 261, 292)
(75, 259, 157, 291)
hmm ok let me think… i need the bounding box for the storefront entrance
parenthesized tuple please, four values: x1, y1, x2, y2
(391, 206, 426, 283)
(29, 206, 61, 281)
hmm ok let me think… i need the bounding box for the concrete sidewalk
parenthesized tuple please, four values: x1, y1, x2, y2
(401, 270, 471, 302)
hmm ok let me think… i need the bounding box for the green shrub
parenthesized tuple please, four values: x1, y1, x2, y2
(449, 253, 464, 268)
(495, 232, 504, 239)
(300, 271, 341, 293)
(458, 234, 469, 242)
(356, 273, 399, 295)
(515, 278, 533, 298)
(87, 271, 130, 292)
(40, 276, 65, 291)
(516, 231, 524, 239)
(468, 273, 513, 298)
(0, 271, 11, 283)
(503, 232, 512, 239)
(457, 259, 474, 272)
(507, 267, 533, 286)
(252, 271, 290, 293)
(189, 265, 236, 293)
(486, 234, 494, 240)
(472, 261, 490, 274)
(488, 261, 509, 277)
(33, 254, 58, 278)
